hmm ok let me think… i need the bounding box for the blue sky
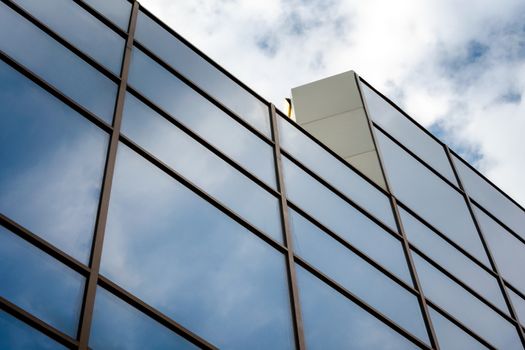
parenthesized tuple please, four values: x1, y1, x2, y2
(141, 0, 525, 206)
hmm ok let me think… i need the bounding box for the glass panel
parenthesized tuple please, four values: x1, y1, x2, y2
(454, 154, 525, 241)
(399, 207, 508, 313)
(474, 205, 525, 294)
(0, 225, 85, 337)
(135, 11, 271, 136)
(13, 0, 125, 75)
(83, 0, 131, 30)
(361, 83, 456, 184)
(428, 307, 490, 350)
(128, 47, 276, 188)
(375, 128, 490, 266)
(90, 287, 199, 350)
(0, 60, 108, 263)
(100, 144, 294, 350)
(121, 93, 282, 242)
(282, 156, 412, 284)
(278, 116, 396, 229)
(0, 2, 118, 124)
(296, 265, 419, 350)
(289, 209, 429, 343)
(412, 251, 522, 349)
(0, 311, 66, 350)
(508, 288, 525, 327)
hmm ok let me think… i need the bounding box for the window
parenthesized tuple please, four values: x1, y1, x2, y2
(84, 0, 131, 30)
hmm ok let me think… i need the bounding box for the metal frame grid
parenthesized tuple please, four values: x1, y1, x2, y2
(0, 0, 524, 349)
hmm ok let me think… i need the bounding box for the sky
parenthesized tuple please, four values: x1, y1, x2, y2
(140, 0, 525, 207)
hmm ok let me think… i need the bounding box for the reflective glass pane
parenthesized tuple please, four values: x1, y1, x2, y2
(399, 207, 508, 313)
(282, 156, 412, 283)
(83, 0, 131, 30)
(90, 287, 199, 350)
(0, 311, 66, 350)
(0, 60, 108, 263)
(0, 2, 118, 124)
(375, 128, 490, 266)
(508, 288, 525, 327)
(474, 205, 525, 294)
(412, 251, 522, 349)
(296, 265, 419, 350)
(128, 47, 276, 188)
(428, 307, 489, 350)
(13, 0, 125, 74)
(121, 93, 282, 242)
(0, 225, 85, 337)
(289, 209, 428, 343)
(278, 116, 396, 229)
(454, 154, 525, 241)
(100, 145, 294, 350)
(135, 11, 271, 136)
(361, 83, 456, 184)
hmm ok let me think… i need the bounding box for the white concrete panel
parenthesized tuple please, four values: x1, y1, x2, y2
(345, 151, 387, 189)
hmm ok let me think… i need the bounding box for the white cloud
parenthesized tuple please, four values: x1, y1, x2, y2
(139, 0, 525, 207)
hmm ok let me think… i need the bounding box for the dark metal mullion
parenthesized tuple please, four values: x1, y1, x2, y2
(0, 297, 78, 349)
(133, 41, 274, 146)
(72, 0, 127, 37)
(119, 134, 288, 256)
(286, 200, 417, 295)
(270, 105, 306, 350)
(294, 256, 432, 350)
(2, 0, 120, 84)
(507, 282, 525, 306)
(0, 214, 89, 276)
(77, 3, 139, 349)
(97, 276, 217, 350)
(446, 146, 525, 347)
(125, 85, 279, 197)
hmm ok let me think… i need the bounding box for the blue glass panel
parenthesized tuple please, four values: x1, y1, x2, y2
(508, 288, 525, 327)
(399, 207, 508, 313)
(84, 0, 131, 30)
(428, 307, 490, 350)
(278, 116, 396, 229)
(0, 60, 108, 263)
(361, 83, 456, 184)
(0, 311, 66, 350)
(128, 47, 276, 188)
(412, 251, 522, 349)
(282, 156, 412, 283)
(474, 205, 525, 294)
(13, 0, 125, 74)
(0, 2, 117, 124)
(454, 154, 525, 241)
(289, 209, 429, 343)
(90, 287, 199, 350)
(100, 144, 294, 350)
(296, 265, 419, 350)
(121, 93, 282, 242)
(375, 128, 490, 266)
(0, 226, 85, 337)
(135, 11, 271, 136)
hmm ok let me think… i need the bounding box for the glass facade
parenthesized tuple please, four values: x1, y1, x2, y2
(1, 1, 524, 349)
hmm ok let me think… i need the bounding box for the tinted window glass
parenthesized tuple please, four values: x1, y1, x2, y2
(296, 265, 419, 350)
(400, 207, 508, 313)
(375, 128, 489, 266)
(0, 60, 108, 263)
(122, 93, 282, 242)
(0, 311, 67, 350)
(290, 209, 428, 343)
(90, 287, 199, 350)
(135, 11, 270, 136)
(0, 2, 118, 124)
(508, 288, 525, 328)
(278, 116, 396, 229)
(361, 83, 456, 184)
(0, 226, 84, 337)
(128, 47, 276, 188)
(83, 0, 131, 30)
(100, 145, 294, 350)
(412, 252, 522, 349)
(13, 0, 125, 74)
